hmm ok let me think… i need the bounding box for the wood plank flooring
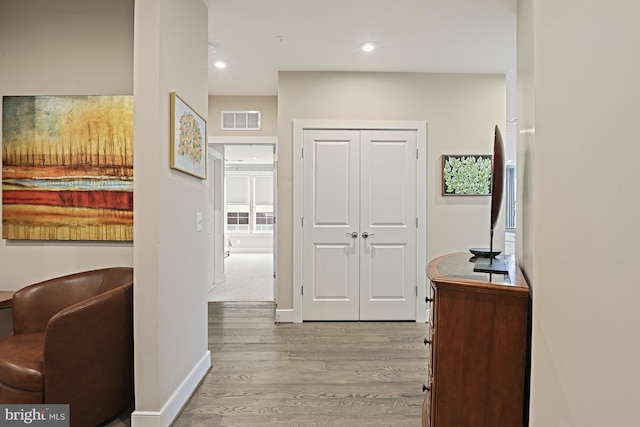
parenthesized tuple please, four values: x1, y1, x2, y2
(172, 302, 429, 427)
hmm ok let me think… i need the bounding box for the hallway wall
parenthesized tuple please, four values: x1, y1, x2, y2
(276, 71, 506, 310)
(0, 0, 134, 289)
(133, 0, 210, 424)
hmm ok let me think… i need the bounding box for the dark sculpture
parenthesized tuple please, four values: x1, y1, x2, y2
(474, 125, 508, 274)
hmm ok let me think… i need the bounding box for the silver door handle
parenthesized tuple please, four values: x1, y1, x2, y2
(362, 232, 375, 238)
(345, 232, 358, 238)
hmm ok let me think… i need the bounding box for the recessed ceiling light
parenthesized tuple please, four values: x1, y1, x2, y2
(360, 42, 377, 52)
(214, 61, 227, 69)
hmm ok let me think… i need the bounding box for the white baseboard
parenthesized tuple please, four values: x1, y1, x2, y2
(131, 350, 211, 427)
(275, 308, 293, 323)
(274, 308, 427, 324)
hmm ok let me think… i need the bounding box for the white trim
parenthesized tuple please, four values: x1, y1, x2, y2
(208, 147, 225, 290)
(416, 123, 428, 323)
(131, 351, 211, 427)
(208, 135, 277, 145)
(275, 308, 294, 323)
(229, 248, 273, 253)
(208, 148, 223, 161)
(292, 119, 428, 324)
(207, 135, 279, 321)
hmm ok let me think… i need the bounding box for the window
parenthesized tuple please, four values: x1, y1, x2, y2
(226, 204, 250, 232)
(254, 205, 274, 232)
(225, 172, 273, 234)
(252, 175, 273, 233)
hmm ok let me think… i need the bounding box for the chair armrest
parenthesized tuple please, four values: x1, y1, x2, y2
(43, 283, 133, 425)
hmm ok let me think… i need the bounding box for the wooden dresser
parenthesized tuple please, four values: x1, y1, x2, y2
(422, 253, 530, 427)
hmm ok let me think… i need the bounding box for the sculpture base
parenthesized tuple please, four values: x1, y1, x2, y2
(473, 257, 509, 274)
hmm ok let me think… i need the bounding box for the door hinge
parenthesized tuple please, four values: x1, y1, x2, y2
(301, 286, 304, 295)
(416, 218, 419, 228)
(416, 148, 419, 159)
(301, 147, 304, 158)
(301, 217, 304, 227)
(416, 285, 418, 296)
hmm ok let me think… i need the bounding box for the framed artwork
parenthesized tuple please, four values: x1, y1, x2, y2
(442, 154, 492, 195)
(170, 92, 207, 179)
(2, 95, 134, 241)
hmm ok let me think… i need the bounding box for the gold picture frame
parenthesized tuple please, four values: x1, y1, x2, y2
(170, 92, 207, 179)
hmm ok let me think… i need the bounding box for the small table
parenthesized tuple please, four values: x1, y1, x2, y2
(0, 292, 14, 309)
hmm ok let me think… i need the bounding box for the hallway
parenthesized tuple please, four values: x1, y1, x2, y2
(174, 302, 428, 426)
(208, 252, 274, 302)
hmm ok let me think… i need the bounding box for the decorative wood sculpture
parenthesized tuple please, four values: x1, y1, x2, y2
(474, 125, 508, 273)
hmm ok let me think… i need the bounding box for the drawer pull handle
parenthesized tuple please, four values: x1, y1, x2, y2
(422, 384, 430, 393)
(424, 338, 431, 346)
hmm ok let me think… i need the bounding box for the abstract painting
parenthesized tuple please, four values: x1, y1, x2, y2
(2, 95, 134, 241)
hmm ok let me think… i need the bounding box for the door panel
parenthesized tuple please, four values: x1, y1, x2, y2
(302, 130, 360, 320)
(369, 243, 408, 299)
(313, 141, 352, 225)
(360, 131, 417, 320)
(312, 244, 352, 299)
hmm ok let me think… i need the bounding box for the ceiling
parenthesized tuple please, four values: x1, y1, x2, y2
(224, 144, 274, 166)
(205, 0, 517, 96)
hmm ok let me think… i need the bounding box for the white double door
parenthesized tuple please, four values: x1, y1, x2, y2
(302, 129, 417, 321)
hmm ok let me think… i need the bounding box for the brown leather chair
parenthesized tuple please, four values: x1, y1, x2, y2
(0, 267, 133, 427)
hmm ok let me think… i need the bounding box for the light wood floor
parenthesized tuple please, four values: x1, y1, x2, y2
(105, 302, 428, 426)
(174, 302, 428, 426)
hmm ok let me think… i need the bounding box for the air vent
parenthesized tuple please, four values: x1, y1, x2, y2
(221, 111, 261, 130)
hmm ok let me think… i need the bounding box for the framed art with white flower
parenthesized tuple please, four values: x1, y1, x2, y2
(170, 92, 207, 179)
(442, 154, 492, 195)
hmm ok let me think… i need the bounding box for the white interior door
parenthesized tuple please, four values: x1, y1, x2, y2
(302, 130, 360, 320)
(302, 129, 417, 321)
(359, 130, 417, 320)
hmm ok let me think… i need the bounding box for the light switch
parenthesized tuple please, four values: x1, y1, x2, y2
(196, 212, 203, 231)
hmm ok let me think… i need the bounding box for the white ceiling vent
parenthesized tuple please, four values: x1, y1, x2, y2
(221, 111, 261, 130)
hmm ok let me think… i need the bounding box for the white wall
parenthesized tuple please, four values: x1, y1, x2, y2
(208, 96, 278, 137)
(0, 0, 134, 288)
(520, 1, 640, 426)
(133, 0, 210, 425)
(277, 71, 506, 309)
(1, 1, 210, 426)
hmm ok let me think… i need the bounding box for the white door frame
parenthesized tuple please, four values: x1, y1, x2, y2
(293, 120, 428, 323)
(207, 147, 225, 291)
(208, 136, 278, 302)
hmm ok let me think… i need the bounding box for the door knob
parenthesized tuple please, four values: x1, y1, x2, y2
(362, 232, 375, 238)
(345, 232, 358, 238)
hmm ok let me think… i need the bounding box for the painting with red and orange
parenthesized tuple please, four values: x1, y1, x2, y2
(2, 95, 133, 241)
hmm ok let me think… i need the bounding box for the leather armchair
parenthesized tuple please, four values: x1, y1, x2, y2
(0, 267, 133, 427)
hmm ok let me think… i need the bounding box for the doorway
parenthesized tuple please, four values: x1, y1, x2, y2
(293, 120, 428, 323)
(208, 139, 277, 302)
